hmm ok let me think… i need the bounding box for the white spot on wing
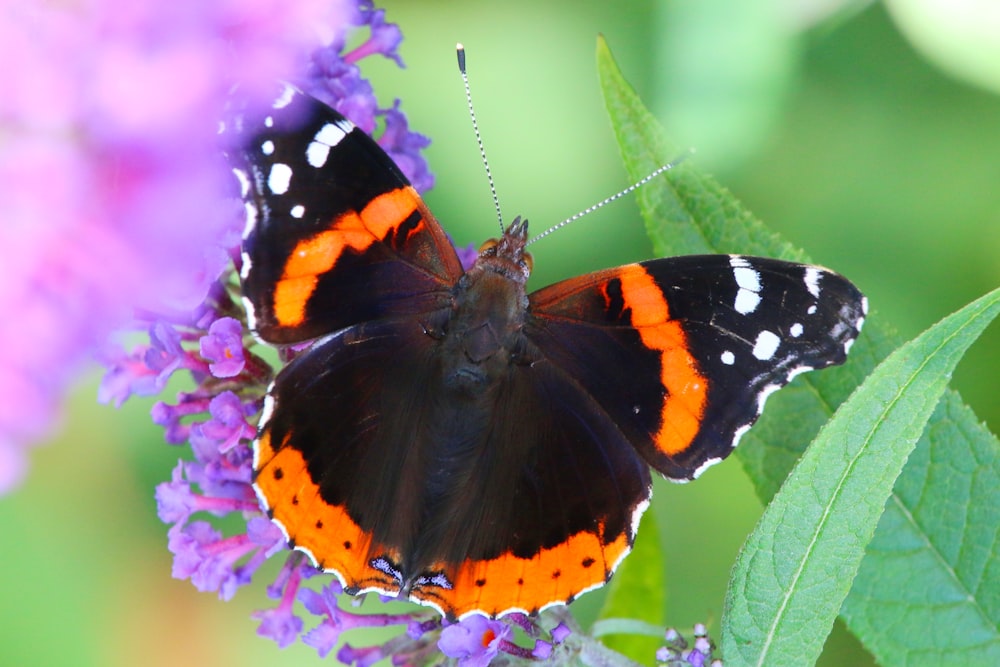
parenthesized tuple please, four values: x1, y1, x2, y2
(691, 456, 723, 479)
(232, 167, 250, 198)
(730, 256, 762, 315)
(786, 365, 814, 382)
(721, 350, 735, 365)
(261, 140, 275, 155)
(306, 142, 330, 168)
(272, 84, 296, 109)
(242, 201, 258, 240)
(804, 267, 822, 298)
(732, 423, 752, 448)
(756, 383, 781, 414)
(241, 293, 257, 329)
(306, 122, 352, 168)
(315, 121, 352, 145)
(789, 322, 803, 338)
(259, 391, 276, 428)
(628, 497, 651, 544)
(267, 163, 292, 194)
(752, 330, 781, 361)
(290, 204, 306, 218)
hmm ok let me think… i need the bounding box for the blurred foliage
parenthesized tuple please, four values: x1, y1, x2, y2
(3, 2, 999, 666)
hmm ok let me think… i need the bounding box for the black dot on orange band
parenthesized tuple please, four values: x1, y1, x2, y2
(315, 520, 323, 529)
(551, 569, 562, 579)
(343, 541, 352, 550)
(517, 578, 524, 586)
(273, 468, 284, 480)
(581, 557, 595, 568)
(475, 578, 487, 587)
(291, 495, 299, 505)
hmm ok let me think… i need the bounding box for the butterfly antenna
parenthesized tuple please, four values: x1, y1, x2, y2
(457, 43, 504, 233)
(527, 149, 695, 246)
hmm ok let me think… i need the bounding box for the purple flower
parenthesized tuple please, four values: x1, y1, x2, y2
(551, 621, 572, 644)
(300, 584, 416, 658)
(254, 607, 305, 650)
(657, 624, 719, 666)
(151, 395, 212, 445)
(532, 639, 553, 660)
(189, 391, 256, 454)
(0, 0, 357, 494)
(346, 5, 405, 67)
(199, 317, 246, 377)
(304, 8, 433, 193)
(337, 643, 385, 667)
(253, 562, 306, 647)
(438, 615, 511, 667)
(378, 99, 434, 193)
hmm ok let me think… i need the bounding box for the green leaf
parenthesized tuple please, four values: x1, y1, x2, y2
(595, 507, 665, 663)
(597, 34, 1000, 665)
(722, 287, 1000, 666)
(841, 388, 1000, 664)
(596, 36, 800, 262)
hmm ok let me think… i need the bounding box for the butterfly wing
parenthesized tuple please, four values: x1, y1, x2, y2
(227, 84, 463, 344)
(254, 312, 653, 619)
(526, 254, 867, 480)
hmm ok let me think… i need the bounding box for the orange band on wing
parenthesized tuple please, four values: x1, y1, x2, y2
(358, 185, 424, 239)
(617, 265, 707, 455)
(272, 186, 423, 326)
(254, 431, 398, 593)
(417, 526, 631, 618)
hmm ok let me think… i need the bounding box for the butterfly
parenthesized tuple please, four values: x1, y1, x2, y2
(226, 83, 867, 620)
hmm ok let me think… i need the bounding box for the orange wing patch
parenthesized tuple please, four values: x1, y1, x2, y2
(255, 425, 637, 619)
(614, 265, 708, 456)
(253, 430, 400, 594)
(272, 186, 425, 327)
(414, 525, 632, 619)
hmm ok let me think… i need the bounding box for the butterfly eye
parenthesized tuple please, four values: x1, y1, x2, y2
(478, 239, 500, 255)
(521, 252, 534, 273)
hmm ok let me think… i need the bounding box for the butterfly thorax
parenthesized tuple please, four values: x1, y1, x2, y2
(435, 217, 535, 392)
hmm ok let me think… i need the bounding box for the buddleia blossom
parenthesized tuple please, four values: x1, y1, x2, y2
(0, 0, 354, 493)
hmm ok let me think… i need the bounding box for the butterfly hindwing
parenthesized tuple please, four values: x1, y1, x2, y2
(526, 254, 867, 480)
(229, 84, 462, 344)
(255, 312, 652, 619)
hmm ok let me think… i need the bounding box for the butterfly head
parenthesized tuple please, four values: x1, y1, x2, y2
(472, 216, 534, 284)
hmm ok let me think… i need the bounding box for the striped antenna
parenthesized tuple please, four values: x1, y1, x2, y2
(457, 43, 504, 233)
(527, 149, 695, 246)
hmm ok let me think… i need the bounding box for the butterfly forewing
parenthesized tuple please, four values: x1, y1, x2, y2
(228, 84, 462, 344)
(526, 255, 867, 480)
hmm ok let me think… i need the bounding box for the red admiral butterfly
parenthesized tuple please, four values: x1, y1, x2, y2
(227, 83, 867, 620)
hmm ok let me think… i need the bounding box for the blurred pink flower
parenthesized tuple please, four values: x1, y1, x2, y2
(0, 0, 354, 493)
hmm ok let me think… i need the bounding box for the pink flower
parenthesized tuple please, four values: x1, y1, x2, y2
(0, 0, 354, 494)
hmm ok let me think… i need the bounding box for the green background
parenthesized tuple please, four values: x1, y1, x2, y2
(3, 1, 999, 665)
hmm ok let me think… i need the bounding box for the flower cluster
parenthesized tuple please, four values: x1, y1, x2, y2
(657, 624, 721, 667)
(0, 0, 354, 494)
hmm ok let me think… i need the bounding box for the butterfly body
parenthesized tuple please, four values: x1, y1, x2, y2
(227, 83, 867, 619)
